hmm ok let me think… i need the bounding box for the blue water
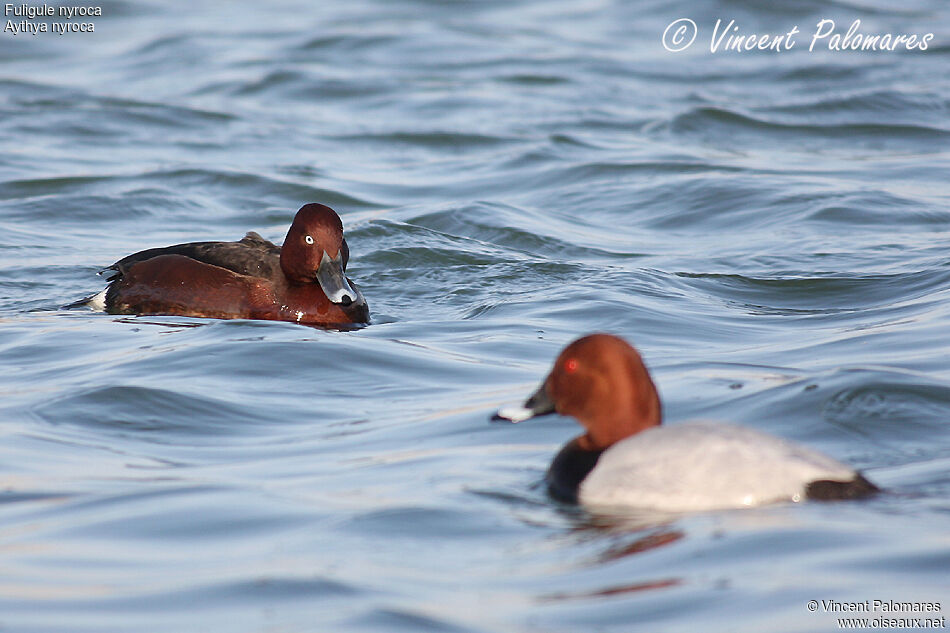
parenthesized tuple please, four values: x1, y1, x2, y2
(2, 1, 949, 631)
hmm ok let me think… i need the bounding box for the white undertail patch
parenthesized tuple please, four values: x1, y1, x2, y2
(86, 288, 108, 312)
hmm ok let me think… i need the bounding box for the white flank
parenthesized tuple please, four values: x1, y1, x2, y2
(579, 422, 858, 512)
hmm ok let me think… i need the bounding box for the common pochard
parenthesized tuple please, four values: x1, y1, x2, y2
(494, 333, 878, 512)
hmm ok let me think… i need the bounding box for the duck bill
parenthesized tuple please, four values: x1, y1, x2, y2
(317, 251, 364, 307)
(492, 382, 556, 423)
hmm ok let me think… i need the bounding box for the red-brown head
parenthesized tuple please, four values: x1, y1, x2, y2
(494, 334, 662, 450)
(280, 203, 362, 307)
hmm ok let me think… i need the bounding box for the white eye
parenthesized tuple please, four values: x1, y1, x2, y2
(305, 235, 314, 245)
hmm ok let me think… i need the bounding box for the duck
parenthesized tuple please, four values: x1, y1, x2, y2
(493, 333, 878, 512)
(76, 203, 369, 326)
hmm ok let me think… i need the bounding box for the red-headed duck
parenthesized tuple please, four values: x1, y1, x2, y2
(80, 203, 368, 326)
(493, 334, 878, 512)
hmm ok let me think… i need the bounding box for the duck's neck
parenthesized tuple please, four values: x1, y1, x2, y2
(581, 397, 662, 450)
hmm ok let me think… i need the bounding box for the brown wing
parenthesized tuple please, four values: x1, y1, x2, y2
(104, 231, 282, 281)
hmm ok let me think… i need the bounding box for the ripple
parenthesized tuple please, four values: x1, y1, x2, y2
(33, 385, 269, 437)
(347, 606, 482, 633)
(0, 80, 235, 138)
(674, 269, 950, 315)
(824, 382, 950, 426)
(764, 89, 949, 123)
(295, 33, 400, 52)
(496, 73, 569, 85)
(670, 105, 950, 142)
(342, 506, 510, 539)
(328, 131, 517, 149)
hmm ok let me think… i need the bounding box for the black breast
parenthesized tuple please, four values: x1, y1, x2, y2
(545, 438, 604, 504)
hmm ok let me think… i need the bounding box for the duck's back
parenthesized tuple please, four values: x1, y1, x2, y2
(579, 422, 864, 511)
(106, 232, 281, 280)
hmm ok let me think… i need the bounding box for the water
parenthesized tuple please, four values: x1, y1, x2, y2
(2, 1, 949, 631)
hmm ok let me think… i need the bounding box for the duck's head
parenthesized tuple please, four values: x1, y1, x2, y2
(280, 203, 365, 308)
(494, 334, 662, 450)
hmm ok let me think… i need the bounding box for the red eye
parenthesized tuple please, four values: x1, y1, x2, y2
(565, 358, 578, 373)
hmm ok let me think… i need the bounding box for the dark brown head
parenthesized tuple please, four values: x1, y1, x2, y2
(493, 334, 662, 450)
(280, 203, 363, 307)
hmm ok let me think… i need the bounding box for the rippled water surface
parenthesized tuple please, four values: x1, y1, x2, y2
(2, 1, 949, 631)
